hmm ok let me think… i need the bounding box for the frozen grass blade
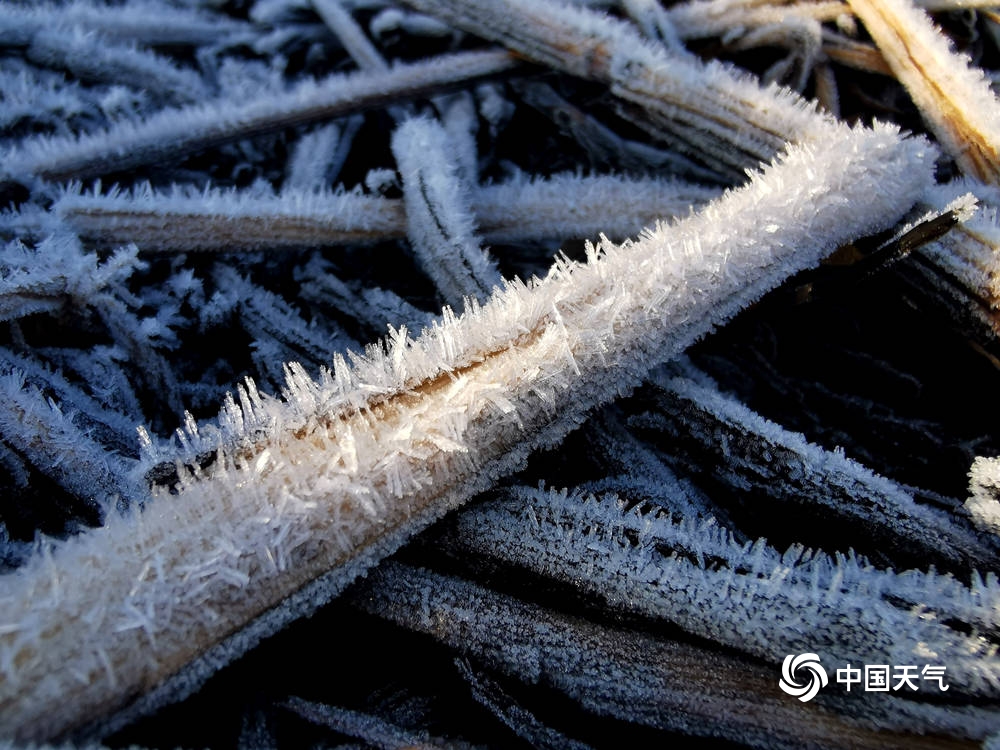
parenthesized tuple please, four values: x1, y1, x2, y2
(0, 0, 250, 47)
(2, 49, 519, 186)
(846, 0, 1000, 183)
(354, 561, 980, 748)
(0, 370, 143, 512)
(50, 174, 719, 252)
(313, 0, 390, 72)
(446, 486, 1000, 717)
(391, 116, 500, 307)
(281, 696, 471, 749)
(0, 124, 934, 742)
(401, 0, 840, 176)
(633, 370, 998, 569)
(25, 27, 210, 105)
(282, 122, 351, 192)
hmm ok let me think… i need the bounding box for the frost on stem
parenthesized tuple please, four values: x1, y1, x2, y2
(629, 369, 998, 569)
(0, 124, 935, 742)
(354, 561, 982, 748)
(401, 0, 841, 175)
(48, 174, 717, 253)
(445, 484, 1000, 729)
(846, 0, 1000, 183)
(391, 116, 500, 308)
(2, 49, 518, 185)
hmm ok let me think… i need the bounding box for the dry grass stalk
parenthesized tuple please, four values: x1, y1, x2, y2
(846, 0, 1000, 182)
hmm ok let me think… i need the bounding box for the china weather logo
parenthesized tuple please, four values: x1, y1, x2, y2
(779, 653, 829, 702)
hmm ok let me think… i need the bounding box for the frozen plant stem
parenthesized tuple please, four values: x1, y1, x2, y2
(0, 0, 250, 47)
(846, 0, 1000, 183)
(49, 174, 719, 253)
(313, 0, 390, 72)
(0, 125, 934, 742)
(666, 0, 847, 41)
(391, 116, 500, 307)
(280, 696, 461, 749)
(25, 27, 210, 105)
(2, 49, 518, 186)
(353, 562, 969, 749)
(635, 371, 998, 569)
(445, 486, 1000, 731)
(282, 123, 350, 192)
(400, 0, 839, 176)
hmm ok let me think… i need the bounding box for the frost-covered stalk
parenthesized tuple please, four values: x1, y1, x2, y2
(621, 0, 684, 51)
(632, 371, 997, 569)
(456, 660, 595, 750)
(0, 0, 250, 46)
(26, 27, 210, 105)
(2, 49, 518, 185)
(281, 697, 467, 749)
(283, 123, 350, 192)
(444, 486, 1000, 733)
(846, 0, 1000, 183)
(0, 371, 143, 511)
(910, 181, 1000, 338)
(0, 125, 933, 742)
(435, 92, 480, 185)
(391, 116, 500, 307)
(575, 408, 726, 521)
(313, 0, 390, 72)
(400, 0, 839, 175)
(353, 562, 970, 749)
(50, 175, 718, 252)
(475, 172, 720, 242)
(512, 80, 725, 183)
(665, 0, 846, 41)
(54, 183, 407, 251)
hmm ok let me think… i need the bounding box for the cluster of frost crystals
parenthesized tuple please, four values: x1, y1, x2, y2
(967, 456, 1000, 537)
(0, 369, 142, 511)
(0, 123, 936, 742)
(0, 234, 143, 323)
(0, 64, 150, 137)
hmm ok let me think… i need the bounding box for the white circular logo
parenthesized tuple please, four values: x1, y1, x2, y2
(779, 653, 828, 702)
